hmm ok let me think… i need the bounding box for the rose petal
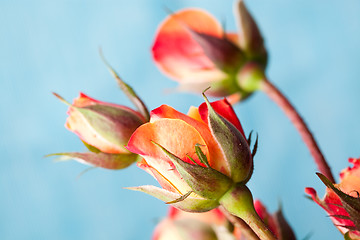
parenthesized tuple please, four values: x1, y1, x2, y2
(152, 9, 224, 82)
(187, 106, 204, 123)
(127, 119, 211, 194)
(71, 92, 145, 121)
(65, 93, 145, 154)
(66, 109, 128, 154)
(137, 159, 181, 194)
(150, 105, 229, 175)
(305, 186, 357, 234)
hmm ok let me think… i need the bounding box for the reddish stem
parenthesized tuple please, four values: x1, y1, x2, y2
(261, 80, 335, 183)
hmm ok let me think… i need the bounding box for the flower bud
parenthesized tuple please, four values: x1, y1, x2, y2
(152, 5, 267, 102)
(126, 97, 253, 211)
(50, 92, 146, 169)
(64, 92, 146, 154)
(152, 9, 242, 98)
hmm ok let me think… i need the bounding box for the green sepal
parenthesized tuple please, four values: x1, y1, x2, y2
(247, 130, 253, 146)
(246, 131, 258, 159)
(166, 191, 193, 204)
(81, 141, 101, 153)
(99, 50, 150, 121)
(274, 207, 296, 240)
(46, 152, 138, 170)
(234, 0, 267, 66)
(251, 133, 258, 159)
(187, 29, 246, 75)
(195, 144, 210, 168)
(344, 232, 355, 240)
(125, 185, 219, 212)
(317, 173, 360, 232)
(203, 92, 252, 183)
(153, 141, 233, 200)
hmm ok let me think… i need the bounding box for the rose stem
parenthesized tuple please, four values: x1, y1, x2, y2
(220, 206, 260, 240)
(260, 79, 335, 183)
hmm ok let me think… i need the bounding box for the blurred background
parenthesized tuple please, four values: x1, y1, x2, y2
(1, 0, 360, 239)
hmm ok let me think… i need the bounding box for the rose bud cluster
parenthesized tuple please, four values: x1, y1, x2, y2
(306, 158, 360, 239)
(152, 0, 266, 101)
(126, 95, 254, 212)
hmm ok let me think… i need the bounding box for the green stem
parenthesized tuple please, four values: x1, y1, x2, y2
(219, 184, 277, 240)
(219, 206, 260, 240)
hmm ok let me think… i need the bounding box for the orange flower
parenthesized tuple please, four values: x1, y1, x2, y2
(152, 1, 266, 99)
(306, 158, 360, 238)
(126, 98, 252, 212)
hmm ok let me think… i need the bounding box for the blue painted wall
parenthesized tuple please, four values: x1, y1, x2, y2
(1, 0, 360, 239)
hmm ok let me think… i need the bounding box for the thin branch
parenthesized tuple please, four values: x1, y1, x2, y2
(261, 79, 335, 183)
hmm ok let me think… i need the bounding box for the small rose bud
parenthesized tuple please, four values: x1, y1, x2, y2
(152, 9, 246, 99)
(62, 92, 146, 154)
(50, 92, 146, 169)
(152, 5, 267, 102)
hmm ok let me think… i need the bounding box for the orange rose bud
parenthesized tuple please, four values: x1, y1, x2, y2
(152, 9, 245, 98)
(126, 97, 253, 212)
(64, 93, 146, 154)
(50, 92, 146, 170)
(306, 158, 360, 238)
(152, 4, 267, 101)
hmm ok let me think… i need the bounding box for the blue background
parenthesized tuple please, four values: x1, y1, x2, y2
(1, 0, 360, 239)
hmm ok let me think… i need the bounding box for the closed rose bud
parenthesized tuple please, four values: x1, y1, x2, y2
(152, 4, 267, 101)
(49, 92, 146, 170)
(306, 158, 360, 238)
(65, 92, 146, 154)
(126, 97, 253, 212)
